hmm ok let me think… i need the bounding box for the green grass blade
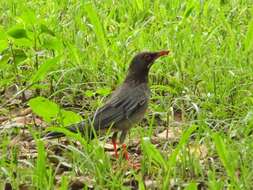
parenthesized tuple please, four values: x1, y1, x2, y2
(141, 138, 167, 170)
(35, 140, 47, 188)
(45, 126, 88, 146)
(244, 17, 253, 52)
(30, 57, 60, 84)
(84, 3, 107, 53)
(212, 133, 239, 189)
(163, 125, 198, 188)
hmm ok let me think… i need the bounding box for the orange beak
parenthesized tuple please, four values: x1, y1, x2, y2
(157, 50, 170, 57)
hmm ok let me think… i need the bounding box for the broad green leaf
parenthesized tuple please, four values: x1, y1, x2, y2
(29, 97, 60, 122)
(185, 182, 197, 190)
(61, 110, 83, 126)
(0, 53, 9, 66)
(13, 49, 27, 64)
(21, 10, 36, 25)
(0, 26, 8, 40)
(40, 24, 55, 36)
(0, 48, 27, 65)
(7, 27, 29, 39)
(30, 57, 60, 83)
(14, 38, 33, 47)
(42, 36, 62, 51)
(29, 97, 82, 127)
(0, 39, 8, 52)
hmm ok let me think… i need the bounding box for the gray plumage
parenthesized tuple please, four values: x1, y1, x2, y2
(93, 82, 150, 143)
(44, 50, 169, 143)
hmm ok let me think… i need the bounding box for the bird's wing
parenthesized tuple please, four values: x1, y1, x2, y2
(93, 84, 149, 130)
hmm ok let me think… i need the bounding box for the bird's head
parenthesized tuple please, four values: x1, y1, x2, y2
(126, 50, 169, 82)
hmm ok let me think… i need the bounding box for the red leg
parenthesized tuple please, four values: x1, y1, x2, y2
(112, 138, 118, 158)
(122, 144, 129, 160)
(122, 144, 140, 170)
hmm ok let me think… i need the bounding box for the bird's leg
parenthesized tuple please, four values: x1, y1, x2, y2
(122, 143, 140, 169)
(122, 144, 129, 160)
(120, 131, 129, 160)
(112, 139, 118, 158)
(119, 130, 140, 169)
(112, 132, 118, 158)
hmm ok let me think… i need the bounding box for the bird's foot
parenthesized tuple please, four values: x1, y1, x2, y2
(128, 161, 141, 170)
(122, 144, 141, 170)
(111, 142, 140, 169)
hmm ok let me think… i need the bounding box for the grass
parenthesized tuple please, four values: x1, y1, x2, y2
(1, 0, 253, 189)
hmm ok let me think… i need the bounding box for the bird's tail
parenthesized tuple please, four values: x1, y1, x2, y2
(43, 121, 93, 139)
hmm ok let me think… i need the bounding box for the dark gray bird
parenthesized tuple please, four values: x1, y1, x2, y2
(45, 50, 169, 158)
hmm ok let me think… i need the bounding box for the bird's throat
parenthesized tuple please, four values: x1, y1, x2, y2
(125, 70, 149, 84)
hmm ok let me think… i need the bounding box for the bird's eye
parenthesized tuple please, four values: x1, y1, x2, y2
(143, 54, 151, 61)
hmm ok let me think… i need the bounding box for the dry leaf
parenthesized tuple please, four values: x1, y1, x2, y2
(174, 110, 183, 122)
(145, 179, 157, 189)
(103, 142, 115, 151)
(17, 107, 32, 117)
(0, 114, 44, 129)
(69, 176, 94, 190)
(156, 127, 182, 141)
(4, 85, 18, 98)
(0, 116, 8, 123)
(19, 184, 34, 190)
